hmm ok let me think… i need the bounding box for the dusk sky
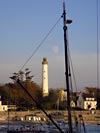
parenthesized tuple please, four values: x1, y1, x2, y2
(0, 0, 100, 91)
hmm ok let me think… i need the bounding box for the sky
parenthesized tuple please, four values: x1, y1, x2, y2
(0, 0, 100, 91)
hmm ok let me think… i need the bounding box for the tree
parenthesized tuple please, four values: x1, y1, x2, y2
(25, 68, 34, 81)
(18, 71, 24, 81)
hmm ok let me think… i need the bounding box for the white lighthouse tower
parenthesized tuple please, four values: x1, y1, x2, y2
(42, 57, 49, 97)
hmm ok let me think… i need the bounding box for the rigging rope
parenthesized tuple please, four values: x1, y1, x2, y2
(66, 30, 78, 94)
(19, 16, 62, 71)
(66, 27, 82, 132)
(96, 0, 99, 89)
(66, 20, 87, 133)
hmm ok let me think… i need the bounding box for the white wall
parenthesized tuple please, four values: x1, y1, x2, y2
(0, 100, 8, 111)
(77, 93, 84, 109)
(84, 101, 97, 110)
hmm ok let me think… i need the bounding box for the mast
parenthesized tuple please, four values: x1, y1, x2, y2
(62, 2, 73, 133)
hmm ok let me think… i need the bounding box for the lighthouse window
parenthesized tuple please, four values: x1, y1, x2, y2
(44, 71, 46, 73)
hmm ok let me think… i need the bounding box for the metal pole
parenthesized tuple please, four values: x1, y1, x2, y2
(63, 2, 73, 133)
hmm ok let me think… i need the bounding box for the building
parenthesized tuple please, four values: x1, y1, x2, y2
(0, 100, 8, 111)
(77, 93, 97, 110)
(59, 89, 67, 101)
(42, 57, 49, 97)
(70, 100, 75, 108)
(0, 96, 16, 111)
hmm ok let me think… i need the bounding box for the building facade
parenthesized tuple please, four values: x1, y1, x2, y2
(0, 101, 8, 111)
(77, 93, 97, 110)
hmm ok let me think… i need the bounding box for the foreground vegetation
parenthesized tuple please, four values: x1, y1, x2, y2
(0, 81, 100, 110)
(0, 69, 100, 110)
(0, 80, 65, 110)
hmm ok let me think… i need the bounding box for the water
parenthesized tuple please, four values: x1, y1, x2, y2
(81, 124, 100, 133)
(0, 124, 100, 133)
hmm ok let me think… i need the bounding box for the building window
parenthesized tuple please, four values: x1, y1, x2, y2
(92, 98, 94, 101)
(86, 98, 88, 101)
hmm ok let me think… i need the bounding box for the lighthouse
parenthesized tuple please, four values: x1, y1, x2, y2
(42, 57, 49, 97)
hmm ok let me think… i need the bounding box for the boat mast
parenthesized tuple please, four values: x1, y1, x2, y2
(63, 2, 73, 133)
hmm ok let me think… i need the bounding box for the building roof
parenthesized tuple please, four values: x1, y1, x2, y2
(82, 93, 96, 100)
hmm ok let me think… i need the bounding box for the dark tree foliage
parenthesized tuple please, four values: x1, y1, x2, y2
(0, 83, 100, 110)
(0, 81, 42, 110)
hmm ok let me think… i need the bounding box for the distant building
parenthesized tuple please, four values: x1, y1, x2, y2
(0, 100, 8, 111)
(0, 96, 16, 111)
(77, 93, 97, 110)
(70, 100, 75, 108)
(60, 89, 67, 101)
(42, 57, 49, 97)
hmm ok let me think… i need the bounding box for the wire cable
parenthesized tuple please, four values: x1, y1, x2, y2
(66, 30, 78, 94)
(96, 0, 99, 89)
(19, 16, 62, 71)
